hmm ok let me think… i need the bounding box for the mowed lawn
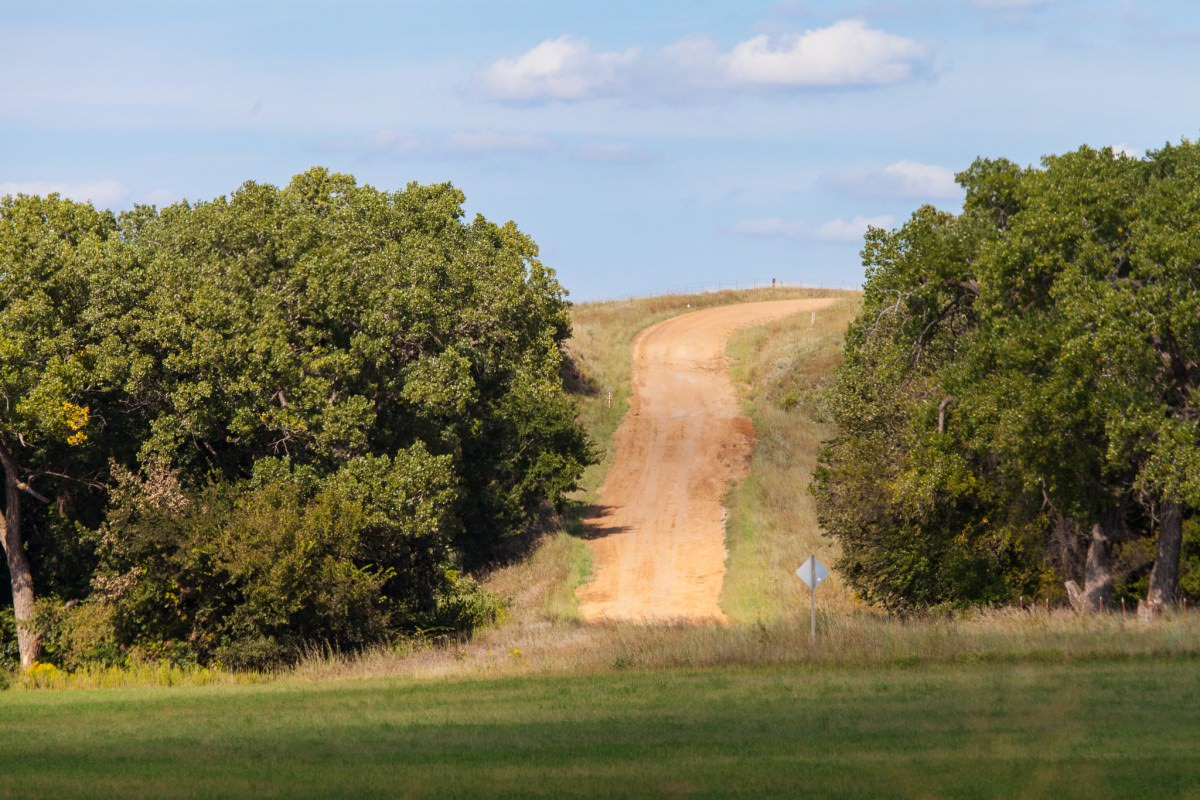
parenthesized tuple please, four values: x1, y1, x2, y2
(3, 659, 1199, 798)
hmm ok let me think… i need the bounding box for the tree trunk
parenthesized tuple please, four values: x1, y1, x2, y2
(1081, 509, 1120, 613)
(1145, 500, 1183, 611)
(0, 443, 41, 669)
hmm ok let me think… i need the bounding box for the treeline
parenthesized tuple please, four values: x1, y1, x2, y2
(814, 142, 1200, 613)
(0, 168, 591, 670)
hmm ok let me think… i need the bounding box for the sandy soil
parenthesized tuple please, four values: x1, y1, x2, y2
(576, 298, 836, 623)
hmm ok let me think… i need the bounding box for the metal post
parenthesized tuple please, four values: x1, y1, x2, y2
(810, 557, 816, 642)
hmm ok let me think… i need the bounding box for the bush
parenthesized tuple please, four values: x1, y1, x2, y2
(33, 598, 126, 671)
(94, 448, 504, 669)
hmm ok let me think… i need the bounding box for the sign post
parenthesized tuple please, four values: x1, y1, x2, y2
(795, 555, 829, 642)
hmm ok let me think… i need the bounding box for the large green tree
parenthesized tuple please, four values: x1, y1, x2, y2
(815, 142, 1200, 613)
(3, 169, 592, 668)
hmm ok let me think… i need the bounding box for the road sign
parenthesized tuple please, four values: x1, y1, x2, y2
(796, 555, 829, 641)
(796, 556, 828, 589)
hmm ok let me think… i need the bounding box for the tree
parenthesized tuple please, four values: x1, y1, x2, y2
(93, 169, 591, 663)
(0, 194, 134, 667)
(815, 142, 1200, 613)
(3, 169, 593, 668)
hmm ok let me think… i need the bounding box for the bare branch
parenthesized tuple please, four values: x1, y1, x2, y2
(15, 481, 49, 503)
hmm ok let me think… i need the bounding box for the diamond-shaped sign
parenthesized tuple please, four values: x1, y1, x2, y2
(796, 556, 829, 589)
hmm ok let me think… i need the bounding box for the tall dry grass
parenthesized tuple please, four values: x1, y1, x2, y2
(289, 607, 1200, 683)
(317, 287, 1199, 684)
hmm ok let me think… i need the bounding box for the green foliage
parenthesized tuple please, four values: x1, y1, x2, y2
(0, 194, 135, 604)
(815, 142, 1200, 610)
(116, 169, 590, 560)
(0, 608, 18, 671)
(30, 598, 125, 671)
(2, 169, 590, 668)
(1180, 519, 1200, 602)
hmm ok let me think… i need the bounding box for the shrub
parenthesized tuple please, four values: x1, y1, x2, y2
(94, 448, 503, 669)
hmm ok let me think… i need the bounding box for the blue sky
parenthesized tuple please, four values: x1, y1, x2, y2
(3, 1, 1199, 300)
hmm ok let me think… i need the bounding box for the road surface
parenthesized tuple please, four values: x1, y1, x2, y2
(576, 298, 836, 623)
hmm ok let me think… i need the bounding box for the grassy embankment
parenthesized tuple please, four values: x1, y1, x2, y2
(720, 295, 862, 622)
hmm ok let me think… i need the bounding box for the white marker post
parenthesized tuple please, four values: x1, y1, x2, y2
(796, 555, 829, 642)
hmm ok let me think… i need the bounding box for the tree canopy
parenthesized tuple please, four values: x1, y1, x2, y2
(1, 168, 591, 669)
(814, 142, 1200, 613)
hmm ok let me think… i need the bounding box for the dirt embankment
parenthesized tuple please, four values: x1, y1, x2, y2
(576, 298, 836, 623)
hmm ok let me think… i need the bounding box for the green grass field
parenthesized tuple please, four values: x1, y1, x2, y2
(3, 658, 1199, 798)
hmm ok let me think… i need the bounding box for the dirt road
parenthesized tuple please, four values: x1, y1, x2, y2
(576, 298, 836, 623)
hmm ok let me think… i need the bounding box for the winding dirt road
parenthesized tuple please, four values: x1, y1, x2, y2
(576, 298, 836, 624)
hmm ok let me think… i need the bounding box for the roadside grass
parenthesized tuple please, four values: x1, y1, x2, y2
(483, 525, 594, 628)
(3, 656, 1199, 798)
(474, 287, 856, 642)
(288, 607, 1200, 683)
(721, 296, 862, 622)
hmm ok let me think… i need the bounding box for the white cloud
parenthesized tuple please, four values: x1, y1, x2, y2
(324, 130, 424, 156)
(730, 213, 892, 242)
(1110, 143, 1142, 159)
(722, 20, 929, 88)
(444, 131, 554, 155)
(0, 180, 130, 208)
(477, 36, 639, 102)
(880, 160, 960, 197)
(476, 20, 930, 103)
(572, 141, 652, 164)
(814, 214, 894, 242)
(143, 188, 183, 207)
(828, 160, 962, 199)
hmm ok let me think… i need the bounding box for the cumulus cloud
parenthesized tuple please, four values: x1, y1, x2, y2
(476, 20, 930, 103)
(476, 36, 639, 102)
(722, 20, 929, 88)
(0, 179, 130, 208)
(730, 213, 892, 242)
(828, 160, 962, 199)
